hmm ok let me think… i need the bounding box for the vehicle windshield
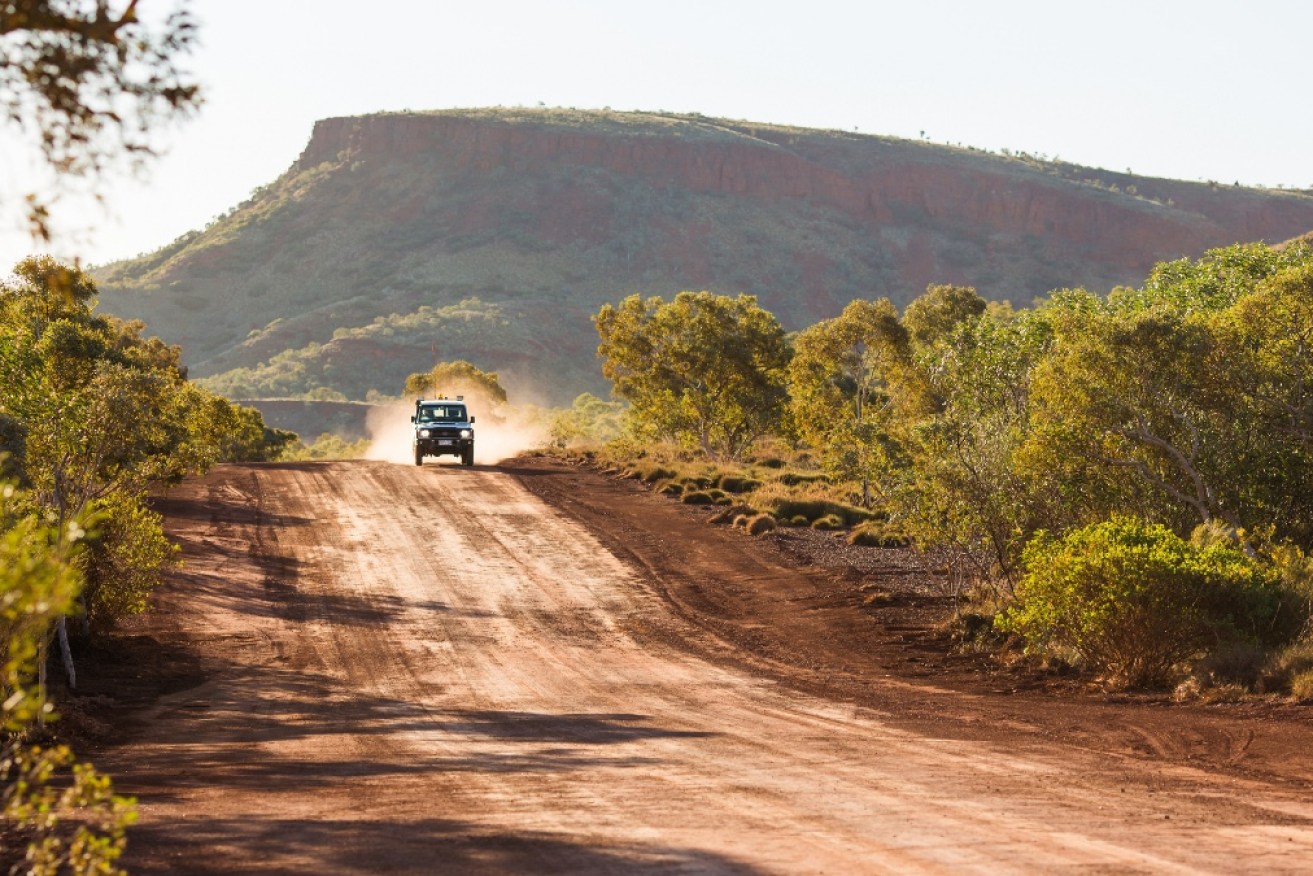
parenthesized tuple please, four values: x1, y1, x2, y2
(418, 405, 467, 422)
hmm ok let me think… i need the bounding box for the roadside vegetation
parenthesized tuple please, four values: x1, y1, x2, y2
(1, 257, 290, 872)
(575, 241, 1313, 696)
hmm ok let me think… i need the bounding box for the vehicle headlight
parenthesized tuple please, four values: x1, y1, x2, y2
(419, 429, 431, 438)
(460, 429, 472, 439)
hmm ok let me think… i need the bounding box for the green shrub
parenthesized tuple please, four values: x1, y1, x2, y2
(656, 481, 683, 497)
(787, 515, 810, 527)
(681, 490, 715, 505)
(745, 513, 777, 536)
(998, 516, 1289, 688)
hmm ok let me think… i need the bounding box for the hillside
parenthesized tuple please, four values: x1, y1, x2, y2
(95, 108, 1313, 404)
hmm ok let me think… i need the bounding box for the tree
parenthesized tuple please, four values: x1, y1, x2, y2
(2, 0, 202, 239)
(403, 359, 508, 406)
(1024, 244, 1313, 547)
(1026, 300, 1230, 534)
(902, 283, 986, 352)
(0, 257, 286, 693)
(898, 304, 1056, 585)
(788, 298, 909, 506)
(548, 392, 626, 447)
(1204, 258, 1313, 545)
(595, 291, 789, 459)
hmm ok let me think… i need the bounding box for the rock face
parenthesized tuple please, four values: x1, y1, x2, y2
(96, 108, 1313, 403)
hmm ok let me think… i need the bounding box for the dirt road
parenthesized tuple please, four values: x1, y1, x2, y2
(91, 460, 1313, 873)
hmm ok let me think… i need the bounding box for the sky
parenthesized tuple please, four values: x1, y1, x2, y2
(3, 0, 1312, 267)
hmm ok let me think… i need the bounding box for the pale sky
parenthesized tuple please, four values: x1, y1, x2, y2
(3, 0, 1311, 267)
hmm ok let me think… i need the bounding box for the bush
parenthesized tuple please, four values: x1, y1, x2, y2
(681, 490, 715, 505)
(811, 514, 844, 531)
(82, 493, 178, 631)
(745, 513, 777, 536)
(998, 516, 1289, 688)
(656, 481, 683, 497)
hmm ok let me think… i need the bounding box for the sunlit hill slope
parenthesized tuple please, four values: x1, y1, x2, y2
(95, 108, 1313, 404)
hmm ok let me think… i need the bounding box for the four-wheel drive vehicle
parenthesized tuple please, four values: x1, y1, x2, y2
(412, 397, 475, 466)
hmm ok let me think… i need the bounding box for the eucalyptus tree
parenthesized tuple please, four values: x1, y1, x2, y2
(788, 298, 910, 507)
(595, 291, 789, 460)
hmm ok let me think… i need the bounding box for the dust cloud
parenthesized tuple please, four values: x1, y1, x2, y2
(363, 382, 552, 466)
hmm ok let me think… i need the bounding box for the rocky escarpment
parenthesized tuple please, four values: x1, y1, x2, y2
(96, 108, 1313, 404)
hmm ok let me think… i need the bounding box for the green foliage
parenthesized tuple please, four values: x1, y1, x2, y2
(0, 487, 79, 729)
(788, 298, 910, 506)
(278, 433, 371, 461)
(548, 393, 627, 447)
(200, 298, 516, 401)
(902, 284, 987, 351)
(1116, 242, 1313, 314)
(1, 484, 136, 874)
(999, 517, 1289, 687)
(202, 397, 298, 463)
(1024, 243, 1313, 546)
(595, 291, 789, 459)
(81, 494, 177, 629)
(0, 258, 267, 639)
(403, 359, 508, 405)
(897, 304, 1056, 582)
(745, 513, 777, 536)
(2, 0, 200, 240)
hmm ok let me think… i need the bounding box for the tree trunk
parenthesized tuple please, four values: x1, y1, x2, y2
(57, 616, 76, 689)
(38, 636, 48, 727)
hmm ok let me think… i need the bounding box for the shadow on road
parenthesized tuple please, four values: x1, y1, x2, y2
(122, 816, 762, 874)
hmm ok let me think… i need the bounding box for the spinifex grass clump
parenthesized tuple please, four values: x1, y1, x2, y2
(744, 513, 778, 536)
(848, 520, 912, 548)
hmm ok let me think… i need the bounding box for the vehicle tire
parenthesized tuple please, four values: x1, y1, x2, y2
(462, 448, 474, 466)
(414, 447, 424, 466)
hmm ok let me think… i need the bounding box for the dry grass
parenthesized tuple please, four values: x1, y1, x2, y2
(1291, 669, 1313, 701)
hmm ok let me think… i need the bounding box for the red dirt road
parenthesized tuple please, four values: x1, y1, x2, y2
(90, 460, 1313, 873)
